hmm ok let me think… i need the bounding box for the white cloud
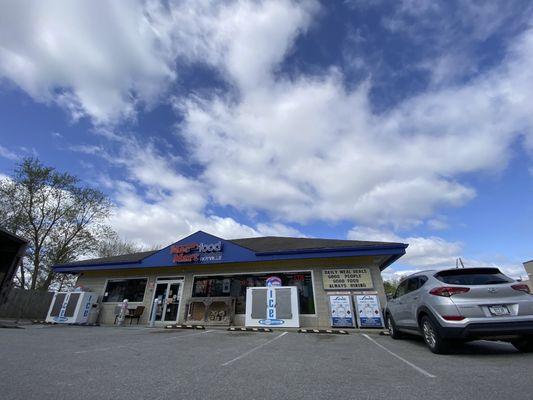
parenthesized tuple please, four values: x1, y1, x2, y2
(0, 145, 18, 160)
(164, 0, 318, 89)
(176, 25, 533, 227)
(426, 217, 448, 231)
(348, 226, 462, 268)
(380, 0, 525, 86)
(349, 226, 528, 280)
(0, 0, 318, 125)
(68, 144, 103, 155)
(82, 135, 304, 246)
(28, 0, 318, 245)
(108, 177, 305, 246)
(3, 1, 533, 255)
(0, 0, 177, 124)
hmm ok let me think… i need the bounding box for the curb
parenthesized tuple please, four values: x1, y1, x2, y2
(0, 324, 25, 329)
(164, 324, 205, 330)
(298, 329, 349, 335)
(227, 327, 272, 332)
(31, 320, 100, 326)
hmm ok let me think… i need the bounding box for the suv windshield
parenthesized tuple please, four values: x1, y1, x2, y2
(435, 268, 513, 285)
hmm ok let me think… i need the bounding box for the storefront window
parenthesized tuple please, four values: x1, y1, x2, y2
(103, 278, 147, 302)
(192, 272, 315, 314)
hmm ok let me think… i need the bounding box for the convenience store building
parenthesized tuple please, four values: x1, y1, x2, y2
(53, 231, 407, 328)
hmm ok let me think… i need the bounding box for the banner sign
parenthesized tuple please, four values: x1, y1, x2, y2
(322, 268, 373, 290)
(354, 295, 384, 328)
(329, 295, 354, 328)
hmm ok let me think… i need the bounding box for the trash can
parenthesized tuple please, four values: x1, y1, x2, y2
(87, 303, 100, 325)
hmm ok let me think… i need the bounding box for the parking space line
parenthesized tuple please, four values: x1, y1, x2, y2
(361, 334, 436, 378)
(74, 345, 127, 354)
(221, 331, 288, 366)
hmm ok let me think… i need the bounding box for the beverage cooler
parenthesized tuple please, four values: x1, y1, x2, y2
(45, 291, 97, 324)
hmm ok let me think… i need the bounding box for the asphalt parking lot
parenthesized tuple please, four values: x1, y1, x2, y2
(0, 325, 532, 400)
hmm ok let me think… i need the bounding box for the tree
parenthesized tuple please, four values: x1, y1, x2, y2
(0, 158, 113, 291)
(96, 231, 159, 258)
(383, 279, 399, 297)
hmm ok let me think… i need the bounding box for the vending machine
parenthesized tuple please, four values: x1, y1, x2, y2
(45, 291, 97, 324)
(245, 277, 300, 328)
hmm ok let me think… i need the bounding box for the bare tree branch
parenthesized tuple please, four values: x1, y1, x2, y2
(0, 158, 114, 291)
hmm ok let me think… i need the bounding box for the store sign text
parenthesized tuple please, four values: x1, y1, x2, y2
(170, 241, 223, 263)
(322, 268, 373, 290)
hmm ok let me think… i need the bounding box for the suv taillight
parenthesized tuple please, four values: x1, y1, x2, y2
(429, 286, 470, 297)
(511, 284, 531, 294)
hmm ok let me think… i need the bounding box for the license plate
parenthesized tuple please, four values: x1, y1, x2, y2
(488, 305, 510, 316)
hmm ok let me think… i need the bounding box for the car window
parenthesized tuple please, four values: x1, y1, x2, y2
(406, 277, 419, 294)
(418, 276, 428, 288)
(394, 280, 408, 298)
(435, 268, 513, 285)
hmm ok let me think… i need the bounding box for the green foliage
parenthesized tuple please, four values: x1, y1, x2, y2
(383, 279, 399, 297)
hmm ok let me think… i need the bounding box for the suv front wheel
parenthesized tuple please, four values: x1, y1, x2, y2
(420, 316, 450, 354)
(386, 314, 402, 339)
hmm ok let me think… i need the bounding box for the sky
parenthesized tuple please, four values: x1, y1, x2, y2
(0, 0, 532, 280)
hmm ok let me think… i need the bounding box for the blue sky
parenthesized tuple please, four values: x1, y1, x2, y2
(0, 0, 532, 279)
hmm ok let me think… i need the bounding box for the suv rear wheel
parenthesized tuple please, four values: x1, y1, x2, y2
(386, 314, 402, 339)
(420, 316, 450, 354)
(511, 336, 533, 353)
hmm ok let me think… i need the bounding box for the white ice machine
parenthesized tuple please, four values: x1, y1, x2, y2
(45, 291, 97, 324)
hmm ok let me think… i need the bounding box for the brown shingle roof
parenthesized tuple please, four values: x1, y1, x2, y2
(56, 235, 407, 267)
(58, 250, 158, 267)
(230, 236, 405, 254)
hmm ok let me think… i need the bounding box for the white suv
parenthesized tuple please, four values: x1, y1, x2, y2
(385, 267, 533, 354)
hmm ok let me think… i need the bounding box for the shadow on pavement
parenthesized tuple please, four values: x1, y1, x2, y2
(394, 333, 521, 356)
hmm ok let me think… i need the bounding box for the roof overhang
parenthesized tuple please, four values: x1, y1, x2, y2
(53, 231, 408, 274)
(0, 229, 28, 303)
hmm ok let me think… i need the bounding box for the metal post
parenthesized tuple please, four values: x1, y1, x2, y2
(116, 299, 128, 326)
(149, 298, 161, 328)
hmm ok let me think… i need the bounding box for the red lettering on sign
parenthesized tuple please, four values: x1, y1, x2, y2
(170, 243, 200, 263)
(172, 253, 199, 263)
(170, 243, 198, 255)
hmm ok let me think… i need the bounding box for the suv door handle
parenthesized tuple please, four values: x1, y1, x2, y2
(413, 296, 419, 300)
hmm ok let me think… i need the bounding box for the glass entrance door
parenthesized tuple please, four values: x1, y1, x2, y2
(151, 279, 183, 323)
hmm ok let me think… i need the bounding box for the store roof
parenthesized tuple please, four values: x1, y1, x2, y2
(59, 236, 405, 267)
(53, 231, 408, 272)
(0, 227, 28, 246)
(62, 250, 158, 267)
(230, 236, 405, 254)
(0, 227, 29, 299)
